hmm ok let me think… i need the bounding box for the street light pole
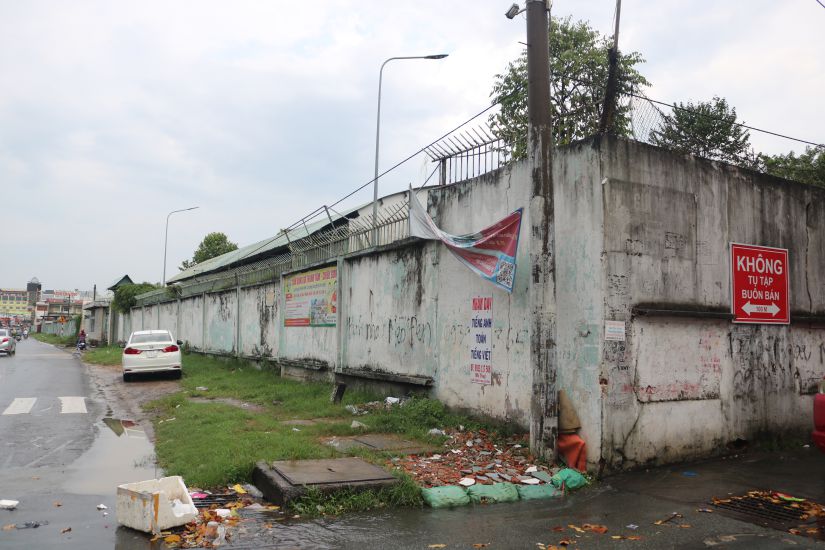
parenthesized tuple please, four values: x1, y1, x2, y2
(163, 206, 199, 286)
(371, 53, 448, 245)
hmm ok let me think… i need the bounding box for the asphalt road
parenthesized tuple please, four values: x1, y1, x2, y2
(0, 339, 162, 549)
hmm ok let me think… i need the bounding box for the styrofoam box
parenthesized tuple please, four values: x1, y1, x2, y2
(116, 476, 198, 534)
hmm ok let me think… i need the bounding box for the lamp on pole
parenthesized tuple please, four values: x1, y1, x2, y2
(372, 53, 448, 245)
(163, 206, 199, 286)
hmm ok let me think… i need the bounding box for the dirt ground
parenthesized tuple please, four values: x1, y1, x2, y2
(83, 360, 181, 442)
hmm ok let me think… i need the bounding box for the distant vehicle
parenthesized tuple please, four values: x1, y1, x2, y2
(814, 380, 825, 454)
(122, 330, 183, 382)
(0, 329, 16, 356)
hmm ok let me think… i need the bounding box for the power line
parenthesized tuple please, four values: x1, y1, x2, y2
(629, 92, 825, 150)
(816, 0, 825, 9)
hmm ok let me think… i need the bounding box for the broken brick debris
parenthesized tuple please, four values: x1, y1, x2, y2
(387, 430, 557, 488)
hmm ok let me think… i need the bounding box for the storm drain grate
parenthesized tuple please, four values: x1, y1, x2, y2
(711, 491, 823, 534)
(191, 493, 238, 509)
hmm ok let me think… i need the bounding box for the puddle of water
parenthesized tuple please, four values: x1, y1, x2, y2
(62, 418, 163, 495)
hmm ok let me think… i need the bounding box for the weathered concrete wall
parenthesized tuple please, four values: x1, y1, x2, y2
(178, 295, 204, 350)
(204, 291, 237, 355)
(594, 137, 825, 469)
(114, 136, 824, 471)
(552, 141, 605, 465)
(239, 284, 279, 358)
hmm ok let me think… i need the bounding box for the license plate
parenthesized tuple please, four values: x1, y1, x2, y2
(146, 351, 158, 358)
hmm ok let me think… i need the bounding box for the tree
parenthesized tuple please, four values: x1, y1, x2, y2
(490, 16, 649, 160)
(179, 232, 239, 271)
(649, 96, 759, 168)
(111, 283, 159, 313)
(761, 147, 825, 188)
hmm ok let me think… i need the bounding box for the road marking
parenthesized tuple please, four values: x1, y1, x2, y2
(2, 398, 37, 415)
(59, 396, 87, 414)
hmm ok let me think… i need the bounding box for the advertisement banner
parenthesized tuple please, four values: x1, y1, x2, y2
(284, 266, 337, 327)
(469, 296, 493, 385)
(409, 189, 522, 293)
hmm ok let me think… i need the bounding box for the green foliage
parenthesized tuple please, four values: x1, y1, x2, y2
(291, 472, 422, 516)
(84, 345, 122, 366)
(761, 146, 825, 188)
(490, 16, 649, 160)
(146, 353, 493, 492)
(32, 333, 76, 346)
(649, 96, 758, 168)
(111, 282, 159, 313)
(179, 232, 238, 271)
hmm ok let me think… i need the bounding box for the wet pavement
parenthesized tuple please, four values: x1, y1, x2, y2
(4, 339, 824, 548)
(228, 449, 825, 549)
(0, 339, 167, 549)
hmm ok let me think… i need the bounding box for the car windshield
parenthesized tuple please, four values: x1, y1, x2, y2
(130, 332, 172, 344)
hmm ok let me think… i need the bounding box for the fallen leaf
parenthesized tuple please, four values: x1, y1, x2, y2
(428, 545, 447, 549)
(3, 524, 15, 531)
(552, 526, 565, 532)
(628, 535, 642, 540)
(61, 527, 72, 534)
(53, 501, 62, 507)
(679, 524, 692, 528)
(472, 544, 489, 548)
(232, 484, 247, 494)
(164, 534, 182, 543)
(568, 524, 585, 533)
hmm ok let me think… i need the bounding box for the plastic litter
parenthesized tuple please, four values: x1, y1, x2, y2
(385, 397, 401, 405)
(551, 468, 588, 491)
(195, 386, 208, 391)
(519, 477, 540, 485)
(0, 500, 19, 510)
(421, 486, 471, 508)
(458, 477, 476, 487)
(467, 482, 520, 504)
(350, 420, 367, 429)
(96, 504, 108, 510)
(428, 428, 446, 436)
(214, 508, 231, 518)
(516, 484, 563, 500)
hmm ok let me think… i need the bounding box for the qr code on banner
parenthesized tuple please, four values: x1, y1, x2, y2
(495, 259, 515, 288)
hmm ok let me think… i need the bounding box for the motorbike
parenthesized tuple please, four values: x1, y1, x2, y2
(77, 339, 87, 351)
(14, 334, 21, 342)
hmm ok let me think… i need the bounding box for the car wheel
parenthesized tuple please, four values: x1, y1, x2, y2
(123, 373, 131, 382)
(174, 370, 182, 380)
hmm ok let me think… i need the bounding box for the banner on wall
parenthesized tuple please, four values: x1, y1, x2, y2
(469, 296, 493, 385)
(284, 266, 337, 327)
(409, 188, 522, 292)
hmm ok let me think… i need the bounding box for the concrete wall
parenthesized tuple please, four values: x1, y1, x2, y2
(592, 137, 825, 469)
(115, 136, 825, 470)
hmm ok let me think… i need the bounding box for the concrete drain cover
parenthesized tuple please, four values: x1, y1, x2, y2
(323, 433, 430, 455)
(275, 457, 395, 486)
(252, 457, 398, 505)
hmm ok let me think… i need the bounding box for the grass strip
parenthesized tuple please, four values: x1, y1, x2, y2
(84, 345, 122, 366)
(32, 333, 76, 346)
(146, 353, 497, 514)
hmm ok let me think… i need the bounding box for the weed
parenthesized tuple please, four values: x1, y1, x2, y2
(290, 471, 422, 516)
(84, 345, 122, 366)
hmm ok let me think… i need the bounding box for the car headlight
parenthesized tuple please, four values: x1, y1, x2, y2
(820, 379, 825, 394)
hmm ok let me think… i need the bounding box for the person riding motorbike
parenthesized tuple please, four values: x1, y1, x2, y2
(77, 329, 87, 351)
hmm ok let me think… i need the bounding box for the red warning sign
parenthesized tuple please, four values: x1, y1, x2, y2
(730, 243, 789, 324)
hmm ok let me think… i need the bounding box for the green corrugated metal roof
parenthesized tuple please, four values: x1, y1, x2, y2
(166, 207, 358, 284)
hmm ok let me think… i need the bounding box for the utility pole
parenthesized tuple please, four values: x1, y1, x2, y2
(525, 0, 558, 460)
(599, 0, 622, 133)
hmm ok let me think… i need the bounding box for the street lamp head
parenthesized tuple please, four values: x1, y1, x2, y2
(425, 54, 449, 59)
(505, 3, 523, 19)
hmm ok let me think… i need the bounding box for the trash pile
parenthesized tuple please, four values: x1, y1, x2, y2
(345, 396, 403, 416)
(155, 485, 283, 548)
(387, 429, 556, 488)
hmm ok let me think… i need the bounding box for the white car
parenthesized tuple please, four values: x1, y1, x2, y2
(122, 330, 183, 382)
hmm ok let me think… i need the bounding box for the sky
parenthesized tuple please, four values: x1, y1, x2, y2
(2, 0, 823, 291)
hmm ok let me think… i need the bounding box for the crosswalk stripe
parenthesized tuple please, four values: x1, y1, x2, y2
(58, 396, 87, 414)
(2, 398, 37, 415)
